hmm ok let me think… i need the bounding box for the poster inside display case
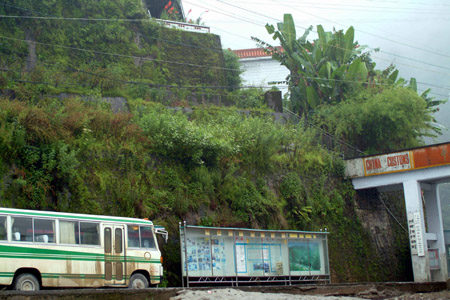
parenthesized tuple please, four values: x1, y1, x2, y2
(185, 237, 211, 272)
(211, 237, 227, 272)
(288, 241, 321, 272)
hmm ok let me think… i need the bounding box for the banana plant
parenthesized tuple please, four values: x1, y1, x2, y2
(407, 77, 447, 136)
(255, 14, 373, 117)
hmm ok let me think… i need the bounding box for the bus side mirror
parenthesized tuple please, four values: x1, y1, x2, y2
(154, 227, 168, 244)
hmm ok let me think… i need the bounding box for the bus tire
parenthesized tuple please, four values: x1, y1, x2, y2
(128, 273, 149, 289)
(13, 273, 40, 291)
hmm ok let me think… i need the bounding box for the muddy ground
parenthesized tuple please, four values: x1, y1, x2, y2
(0, 282, 447, 299)
(171, 289, 450, 300)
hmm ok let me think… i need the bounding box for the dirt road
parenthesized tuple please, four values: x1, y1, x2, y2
(170, 288, 450, 300)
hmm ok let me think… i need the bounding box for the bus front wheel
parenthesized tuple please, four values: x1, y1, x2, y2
(128, 273, 149, 289)
(13, 273, 40, 291)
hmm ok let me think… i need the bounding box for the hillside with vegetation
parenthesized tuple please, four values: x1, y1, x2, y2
(0, 0, 235, 105)
(255, 14, 444, 154)
(0, 2, 441, 285)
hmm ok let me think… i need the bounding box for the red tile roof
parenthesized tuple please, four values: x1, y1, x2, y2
(233, 46, 283, 59)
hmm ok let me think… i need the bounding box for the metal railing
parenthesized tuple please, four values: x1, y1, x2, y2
(156, 19, 210, 33)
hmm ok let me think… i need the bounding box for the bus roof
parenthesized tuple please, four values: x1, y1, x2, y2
(0, 207, 153, 225)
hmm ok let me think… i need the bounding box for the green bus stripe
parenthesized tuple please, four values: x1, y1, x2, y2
(41, 273, 161, 280)
(0, 272, 14, 278)
(0, 244, 101, 257)
(0, 253, 159, 263)
(0, 272, 161, 282)
(0, 245, 160, 263)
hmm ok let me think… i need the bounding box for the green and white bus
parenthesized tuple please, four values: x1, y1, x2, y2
(0, 207, 168, 291)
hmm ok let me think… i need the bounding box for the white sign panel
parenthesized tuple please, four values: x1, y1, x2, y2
(364, 151, 413, 176)
(235, 244, 246, 273)
(407, 212, 425, 257)
(413, 212, 425, 257)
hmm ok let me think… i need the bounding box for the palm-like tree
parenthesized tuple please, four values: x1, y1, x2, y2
(254, 14, 372, 117)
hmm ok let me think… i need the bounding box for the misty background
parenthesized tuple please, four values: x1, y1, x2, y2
(182, 0, 450, 144)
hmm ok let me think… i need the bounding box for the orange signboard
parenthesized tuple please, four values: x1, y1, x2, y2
(412, 144, 450, 169)
(362, 143, 450, 176)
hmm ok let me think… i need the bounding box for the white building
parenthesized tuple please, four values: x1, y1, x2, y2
(233, 47, 289, 97)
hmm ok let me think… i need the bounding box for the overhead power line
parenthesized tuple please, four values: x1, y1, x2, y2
(184, 1, 266, 27)
(357, 0, 450, 8)
(2, 20, 449, 94)
(192, 0, 450, 68)
(3, 12, 449, 82)
(3, 49, 450, 96)
(190, 0, 450, 77)
(221, 0, 450, 14)
(2, 46, 449, 106)
(0, 15, 233, 53)
(197, 0, 450, 92)
(1, 4, 449, 94)
(0, 50, 260, 91)
(0, 35, 241, 72)
(269, 0, 450, 60)
(3, 7, 449, 72)
(0, 15, 154, 22)
(3, 0, 450, 63)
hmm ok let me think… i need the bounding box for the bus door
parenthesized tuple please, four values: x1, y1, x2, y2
(104, 225, 126, 285)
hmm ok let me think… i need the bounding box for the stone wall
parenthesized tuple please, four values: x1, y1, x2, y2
(355, 189, 413, 281)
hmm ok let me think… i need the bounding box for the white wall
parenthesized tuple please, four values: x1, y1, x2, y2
(239, 57, 289, 96)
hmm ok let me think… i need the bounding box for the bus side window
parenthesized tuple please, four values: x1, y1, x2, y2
(34, 219, 55, 243)
(127, 225, 140, 248)
(11, 217, 32, 242)
(60, 220, 79, 244)
(80, 222, 100, 245)
(0, 216, 6, 241)
(140, 226, 156, 249)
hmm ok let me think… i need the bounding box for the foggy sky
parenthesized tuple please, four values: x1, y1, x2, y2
(182, 0, 450, 144)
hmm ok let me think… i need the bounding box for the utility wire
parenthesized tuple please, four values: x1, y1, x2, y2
(5, 0, 447, 59)
(269, 0, 450, 60)
(192, 0, 450, 77)
(0, 15, 236, 53)
(1, 6, 449, 94)
(379, 193, 408, 234)
(0, 50, 262, 91)
(0, 35, 241, 72)
(369, 54, 450, 80)
(1, 3, 447, 99)
(2, 40, 450, 99)
(234, 0, 448, 16)
(2, 10, 450, 74)
(184, 1, 266, 27)
(223, 0, 450, 10)
(3, 48, 450, 95)
(214, 0, 450, 92)
(0, 7, 226, 53)
(1, 74, 266, 102)
(357, 0, 450, 7)
(196, 0, 450, 70)
(0, 71, 364, 157)
(0, 15, 158, 22)
(3, 1, 450, 64)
